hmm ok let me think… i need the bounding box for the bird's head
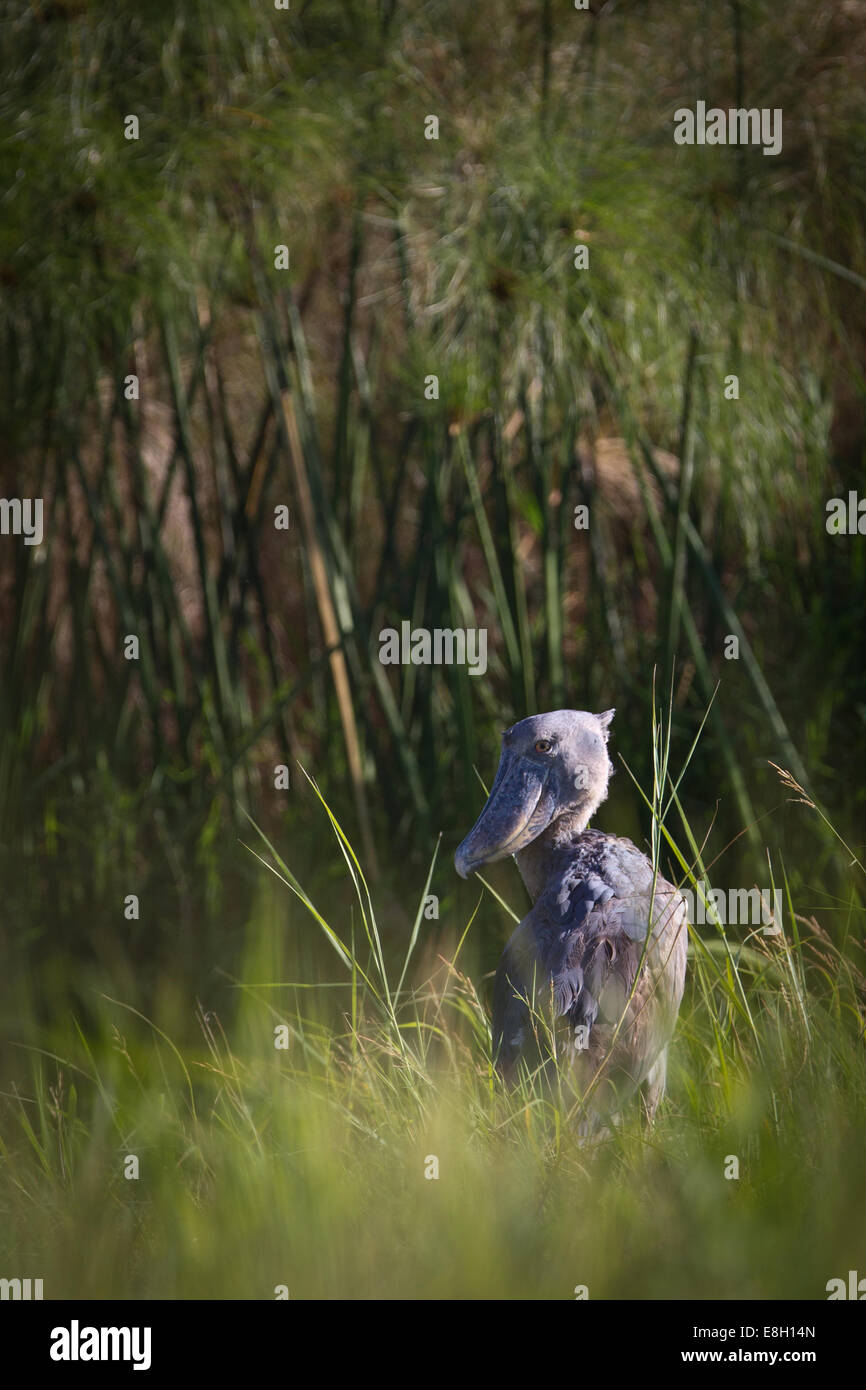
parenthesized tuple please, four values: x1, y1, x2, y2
(454, 709, 615, 878)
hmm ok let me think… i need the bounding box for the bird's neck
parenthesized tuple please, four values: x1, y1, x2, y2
(514, 809, 596, 903)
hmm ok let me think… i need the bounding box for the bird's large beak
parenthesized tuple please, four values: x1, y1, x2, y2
(454, 751, 557, 878)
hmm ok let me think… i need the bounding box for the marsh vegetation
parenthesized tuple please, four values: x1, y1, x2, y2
(1, 0, 864, 1298)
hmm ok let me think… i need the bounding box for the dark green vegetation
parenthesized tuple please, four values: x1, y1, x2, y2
(0, 1, 864, 1298)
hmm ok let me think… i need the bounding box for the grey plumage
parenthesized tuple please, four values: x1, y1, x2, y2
(455, 709, 687, 1118)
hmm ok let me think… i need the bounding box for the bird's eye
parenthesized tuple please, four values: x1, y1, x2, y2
(535, 738, 553, 753)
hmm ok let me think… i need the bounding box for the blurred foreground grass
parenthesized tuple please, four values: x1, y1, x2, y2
(1, 764, 864, 1301)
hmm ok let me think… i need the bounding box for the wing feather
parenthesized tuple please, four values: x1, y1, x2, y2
(491, 835, 687, 1097)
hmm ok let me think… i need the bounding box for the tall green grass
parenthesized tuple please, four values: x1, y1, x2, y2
(1, 741, 863, 1300)
(1, 0, 864, 936)
(1, 0, 865, 1302)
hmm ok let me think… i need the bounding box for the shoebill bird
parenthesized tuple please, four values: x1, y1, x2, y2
(455, 710, 687, 1118)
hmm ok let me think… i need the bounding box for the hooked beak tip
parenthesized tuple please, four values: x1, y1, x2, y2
(454, 847, 475, 879)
